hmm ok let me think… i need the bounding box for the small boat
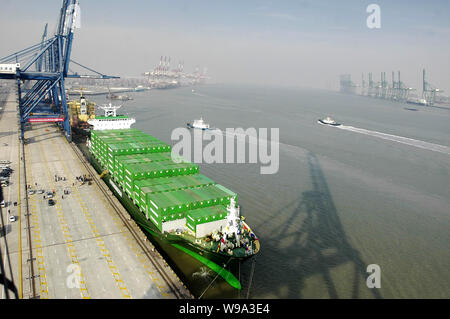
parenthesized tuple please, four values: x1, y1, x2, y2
(107, 93, 133, 101)
(406, 98, 428, 106)
(187, 117, 210, 130)
(318, 116, 341, 126)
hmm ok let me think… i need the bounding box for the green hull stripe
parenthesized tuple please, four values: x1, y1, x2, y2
(171, 243, 242, 290)
(138, 224, 242, 290)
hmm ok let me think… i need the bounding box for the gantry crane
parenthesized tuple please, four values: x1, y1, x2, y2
(422, 69, 442, 106)
(0, 0, 118, 141)
(344, 69, 441, 107)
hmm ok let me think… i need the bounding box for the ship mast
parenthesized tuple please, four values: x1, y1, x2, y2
(99, 103, 122, 117)
(220, 197, 242, 249)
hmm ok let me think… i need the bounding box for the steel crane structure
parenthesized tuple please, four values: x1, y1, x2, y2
(360, 71, 413, 102)
(394, 71, 414, 102)
(0, 0, 118, 141)
(339, 74, 356, 94)
(343, 69, 443, 107)
(422, 69, 442, 106)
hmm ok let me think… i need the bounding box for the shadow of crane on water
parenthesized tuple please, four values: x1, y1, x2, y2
(244, 152, 382, 299)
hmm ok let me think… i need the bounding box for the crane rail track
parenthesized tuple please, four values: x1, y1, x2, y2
(68, 140, 193, 299)
(22, 132, 37, 298)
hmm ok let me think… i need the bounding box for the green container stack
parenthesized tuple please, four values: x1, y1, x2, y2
(90, 129, 171, 174)
(133, 174, 216, 208)
(90, 128, 239, 236)
(113, 153, 178, 182)
(121, 161, 199, 196)
(146, 184, 236, 231)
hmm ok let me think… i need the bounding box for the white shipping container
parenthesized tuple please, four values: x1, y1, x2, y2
(161, 218, 187, 233)
(195, 219, 227, 239)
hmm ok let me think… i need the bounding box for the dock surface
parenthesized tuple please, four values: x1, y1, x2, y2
(0, 87, 191, 299)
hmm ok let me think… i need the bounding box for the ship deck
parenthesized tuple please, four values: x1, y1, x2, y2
(0, 88, 191, 299)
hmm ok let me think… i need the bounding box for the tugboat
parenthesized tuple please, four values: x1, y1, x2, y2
(187, 117, 210, 130)
(318, 116, 341, 126)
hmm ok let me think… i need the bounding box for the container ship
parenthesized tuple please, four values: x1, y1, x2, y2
(83, 103, 260, 290)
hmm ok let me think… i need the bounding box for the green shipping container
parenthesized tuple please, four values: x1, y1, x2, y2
(90, 129, 171, 173)
(145, 184, 235, 223)
(133, 174, 215, 202)
(114, 152, 177, 181)
(122, 162, 199, 196)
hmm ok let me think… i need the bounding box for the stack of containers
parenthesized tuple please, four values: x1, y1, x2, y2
(91, 128, 147, 160)
(106, 140, 171, 174)
(185, 205, 229, 238)
(133, 174, 216, 211)
(113, 153, 175, 182)
(145, 184, 237, 232)
(121, 161, 199, 197)
(90, 128, 239, 237)
(90, 129, 148, 165)
(90, 129, 171, 176)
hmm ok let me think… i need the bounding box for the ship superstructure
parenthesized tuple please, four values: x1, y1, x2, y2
(87, 103, 136, 130)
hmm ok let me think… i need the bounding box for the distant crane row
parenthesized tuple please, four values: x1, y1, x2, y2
(144, 56, 184, 78)
(143, 56, 208, 89)
(340, 69, 442, 106)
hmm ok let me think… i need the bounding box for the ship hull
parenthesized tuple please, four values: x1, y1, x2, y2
(71, 126, 91, 137)
(407, 101, 427, 106)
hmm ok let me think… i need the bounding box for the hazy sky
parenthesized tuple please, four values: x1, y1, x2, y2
(1, 0, 450, 92)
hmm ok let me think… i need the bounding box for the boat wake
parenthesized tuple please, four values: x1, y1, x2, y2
(207, 124, 450, 157)
(337, 125, 450, 155)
